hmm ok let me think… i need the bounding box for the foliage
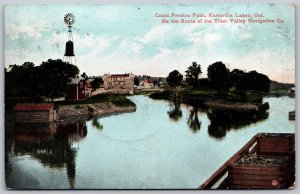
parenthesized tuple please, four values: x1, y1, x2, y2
(88, 94, 136, 107)
(207, 61, 230, 92)
(6, 62, 39, 98)
(229, 69, 271, 93)
(185, 62, 202, 87)
(166, 70, 183, 88)
(230, 69, 247, 92)
(152, 79, 158, 86)
(244, 71, 271, 92)
(81, 72, 88, 80)
(38, 59, 79, 101)
(149, 91, 173, 100)
(74, 105, 83, 109)
(167, 99, 182, 121)
(134, 77, 140, 86)
(5, 59, 79, 101)
(92, 118, 103, 131)
(187, 107, 201, 132)
(92, 77, 103, 91)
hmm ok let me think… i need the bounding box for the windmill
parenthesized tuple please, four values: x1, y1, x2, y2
(63, 13, 76, 65)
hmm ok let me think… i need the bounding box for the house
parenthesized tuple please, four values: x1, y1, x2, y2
(14, 103, 56, 122)
(65, 76, 86, 100)
(138, 79, 154, 89)
(103, 73, 134, 93)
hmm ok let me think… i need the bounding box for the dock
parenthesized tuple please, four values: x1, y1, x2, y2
(199, 133, 295, 189)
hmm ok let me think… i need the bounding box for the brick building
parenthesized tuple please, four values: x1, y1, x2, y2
(65, 76, 86, 100)
(103, 73, 134, 93)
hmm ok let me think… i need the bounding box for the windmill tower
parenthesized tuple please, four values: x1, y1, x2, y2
(63, 13, 76, 65)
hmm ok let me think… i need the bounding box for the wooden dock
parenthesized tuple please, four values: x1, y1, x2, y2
(199, 133, 295, 189)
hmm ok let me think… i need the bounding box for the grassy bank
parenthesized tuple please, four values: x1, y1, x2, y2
(149, 89, 264, 104)
(5, 94, 136, 110)
(54, 94, 136, 108)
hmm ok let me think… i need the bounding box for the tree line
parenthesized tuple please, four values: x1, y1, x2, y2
(166, 61, 271, 93)
(5, 59, 80, 101)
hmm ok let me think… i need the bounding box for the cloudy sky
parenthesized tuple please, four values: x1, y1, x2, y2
(4, 4, 295, 83)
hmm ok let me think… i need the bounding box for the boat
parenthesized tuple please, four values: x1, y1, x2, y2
(199, 133, 295, 189)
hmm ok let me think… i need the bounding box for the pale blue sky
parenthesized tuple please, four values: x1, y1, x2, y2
(4, 4, 295, 83)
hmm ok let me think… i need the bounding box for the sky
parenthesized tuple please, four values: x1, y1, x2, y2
(4, 4, 295, 83)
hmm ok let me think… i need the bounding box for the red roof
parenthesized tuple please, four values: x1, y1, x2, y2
(14, 103, 54, 111)
(111, 74, 130, 77)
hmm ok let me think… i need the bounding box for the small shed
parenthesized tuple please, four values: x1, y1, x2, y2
(14, 103, 56, 122)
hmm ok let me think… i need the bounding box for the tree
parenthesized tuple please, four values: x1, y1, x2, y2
(167, 99, 182, 121)
(230, 69, 247, 92)
(92, 77, 103, 91)
(185, 62, 202, 87)
(244, 71, 270, 92)
(207, 61, 230, 92)
(166, 70, 183, 88)
(81, 72, 88, 80)
(134, 77, 140, 86)
(152, 79, 158, 87)
(38, 59, 79, 101)
(22, 62, 35, 69)
(187, 107, 201, 133)
(6, 62, 39, 98)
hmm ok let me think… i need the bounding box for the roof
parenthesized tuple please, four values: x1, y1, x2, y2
(111, 73, 130, 77)
(14, 103, 54, 111)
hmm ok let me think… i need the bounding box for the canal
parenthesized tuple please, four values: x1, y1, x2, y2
(5, 95, 295, 189)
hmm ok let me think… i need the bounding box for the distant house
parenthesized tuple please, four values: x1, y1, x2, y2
(138, 79, 154, 89)
(65, 76, 86, 100)
(14, 103, 56, 122)
(103, 73, 134, 93)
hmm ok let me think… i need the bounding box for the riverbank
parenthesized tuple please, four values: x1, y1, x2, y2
(57, 102, 136, 121)
(55, 94, 136, 121)
(202, 100, 259, 110)
(149, 90, 267, 111)
(5, 94, 137, 124)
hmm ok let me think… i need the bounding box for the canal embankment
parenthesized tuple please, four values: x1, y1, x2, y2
(57, 102, 136, 121)
(55, 94, 137, 121)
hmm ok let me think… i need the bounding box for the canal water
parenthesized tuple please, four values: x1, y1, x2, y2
(6, 95, 295, 189)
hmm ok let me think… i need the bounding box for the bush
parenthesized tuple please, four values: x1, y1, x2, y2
(149, 91, 173, 100)
(74, 105, 83, 109)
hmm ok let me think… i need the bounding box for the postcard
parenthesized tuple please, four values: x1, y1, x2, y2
(4, 4, 295, 189)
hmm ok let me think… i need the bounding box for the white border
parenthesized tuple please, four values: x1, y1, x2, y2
(0, 0, 298, 194)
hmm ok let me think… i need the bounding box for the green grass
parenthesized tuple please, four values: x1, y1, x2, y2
(54, 94, 136, 108)
(149, 88, 264, 104)
(182, 89, 218, 96)
(74, 105, 83, 109)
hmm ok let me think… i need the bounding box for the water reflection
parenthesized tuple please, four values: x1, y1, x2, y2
(207, 108, 269, 140)
(11, 121, 87, 189)
(187, 107, 201, 133)
(91, 118, 103, 131)
(167, 99, 182, 121)
(5, 96, 294, 189)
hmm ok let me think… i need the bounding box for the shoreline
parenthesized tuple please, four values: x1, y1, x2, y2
(149, 91, 270, 111)
(203, 100, 259, 111)
(56, 102, 136, 122)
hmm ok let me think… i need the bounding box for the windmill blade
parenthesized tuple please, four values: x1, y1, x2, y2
(64, 13, 75, 26)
